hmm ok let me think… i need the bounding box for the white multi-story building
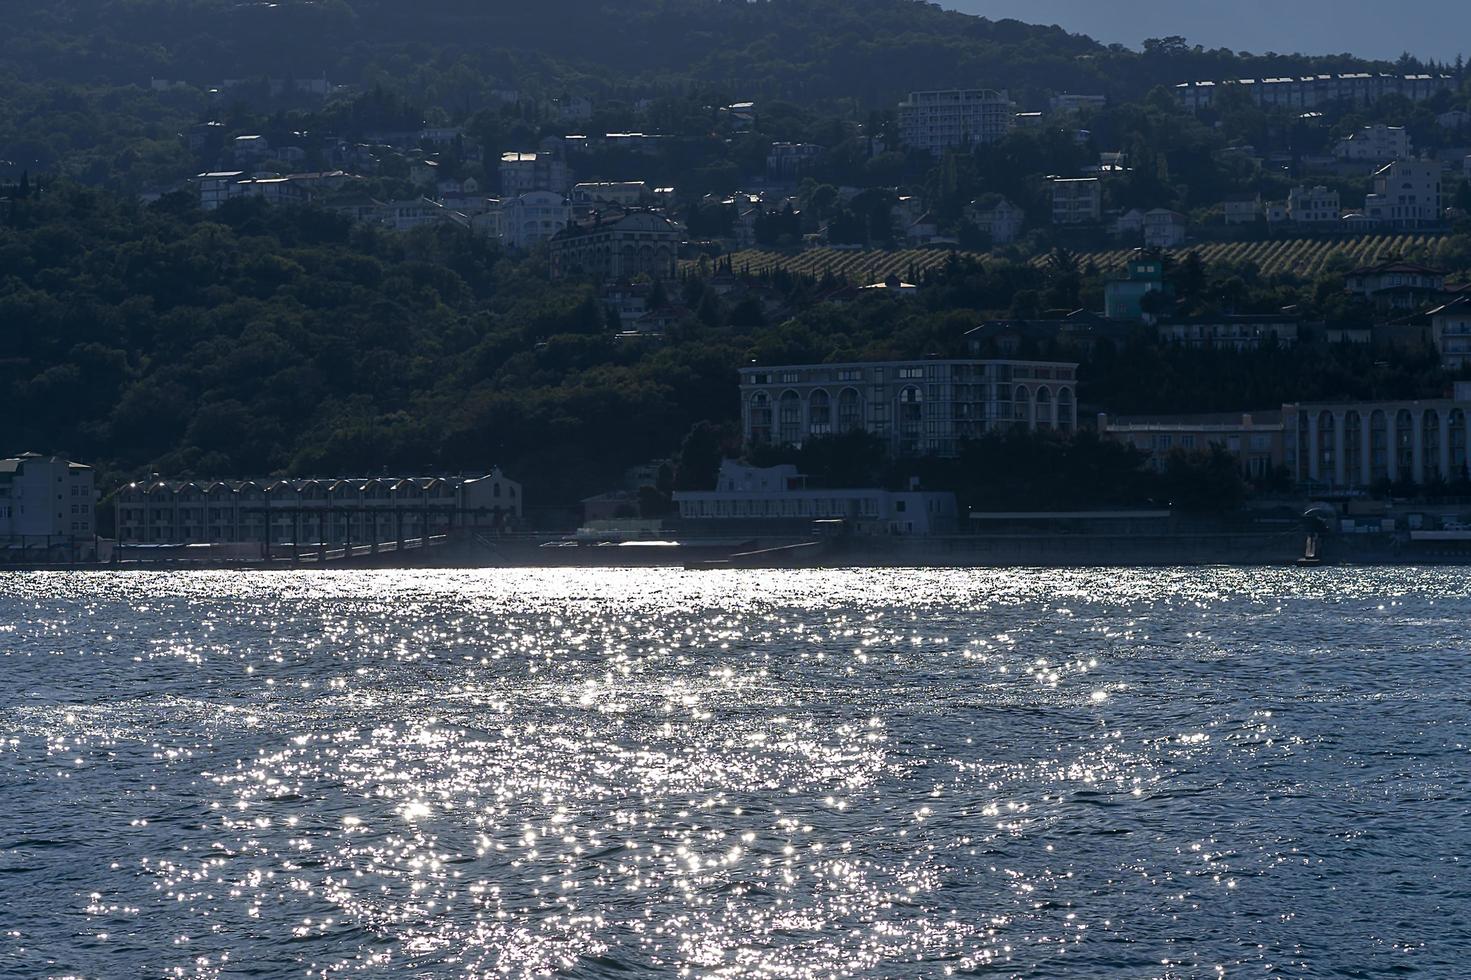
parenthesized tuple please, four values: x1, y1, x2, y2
(114, 470, 521, 547)
(1051, 177, 1102, 224)
(1364, 160, 1443, 228)
(499, 191, 571, 249)
(672, 461, 958, 535)
(898, 89, 1013, 156)
(1287, 185, 1341, 224)
(739, 358, 1078, 458)
(1335, 124, 1412, 162)
(0, 454, 96, 545)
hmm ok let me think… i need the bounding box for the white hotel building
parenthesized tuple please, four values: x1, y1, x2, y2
(739, 358, 1078, 458)
(1285, 394, 1471, 489)
(898, 89, 1013, 156)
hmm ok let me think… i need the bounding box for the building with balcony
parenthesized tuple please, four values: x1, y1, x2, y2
(1155, 315, 1303, 351)
(1098, 412, 1287, 480)
(113, 470, 521, 547)
(1334, 124, 1412, 162)
(1287, 185, 1341, 224)
(738, 358, 1078, 458)
(1345, 261, 1448, 311)
(1051, 177, 1102, 225)
(898, 89, 1013, 156)
(499, 191, 571, 249)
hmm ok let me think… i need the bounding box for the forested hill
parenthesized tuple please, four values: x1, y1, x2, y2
(6, 0, 1405, 103)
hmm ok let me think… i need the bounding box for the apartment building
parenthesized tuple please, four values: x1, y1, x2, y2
(499, 191, 571, 249)
(1174, 73, 1453, 112)
(1335, 124, 1412, 162)
(1364, 160, 1442, 228)
(548, 211, 680, 281)
(1287, 185, 1341, 224)
(898, 89, 1013, 155)
(499, 151, 570, 196)
(114, 470, 521, 546)
(739, 357, 1079, 458)
(0, 454, 96, 543)
(1051, 177, 1102, 224)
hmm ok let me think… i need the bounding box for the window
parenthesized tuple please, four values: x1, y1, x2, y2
(898, 367, 924, 379)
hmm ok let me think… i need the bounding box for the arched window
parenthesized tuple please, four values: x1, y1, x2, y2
(1343, 411, 1362, 485)
(809, 389, 832, 434)
(1395, 409, 1415, 478)
(1370, 410, 1389, 482)
(1035, 386, 1053, 429)
(1423, 409, 1442, 481)
(1056, 387, 1075, 433)
(778, 390, 802, 445)
(749, 392, 773, 445)
(1316, 411, 1336, 479)
(1451, 409, 1468, 481)
(1013, 385, 1030, 423)
(838, 388, 863, 433)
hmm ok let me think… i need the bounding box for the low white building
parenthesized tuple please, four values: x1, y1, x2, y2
(672, 461, 957, 535)
(0, 454, 96, 554)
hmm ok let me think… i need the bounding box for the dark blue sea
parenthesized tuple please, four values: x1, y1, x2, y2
(1, 569, 1468, 978)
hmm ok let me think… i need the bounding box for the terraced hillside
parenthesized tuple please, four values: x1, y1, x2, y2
(702, 235, 1455, 282)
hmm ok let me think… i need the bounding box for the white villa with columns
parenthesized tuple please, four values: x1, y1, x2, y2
(738, 358, 1078, 458)
(1286, 393, 1471, 489)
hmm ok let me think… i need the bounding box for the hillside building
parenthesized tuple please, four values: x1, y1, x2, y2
(898, 89, 1013, 155)
(1051, 177, 1102, 224)
(1363, 160, 1442, 228)
(739, 357, 1078, 458)
(548, 211, 680, 281)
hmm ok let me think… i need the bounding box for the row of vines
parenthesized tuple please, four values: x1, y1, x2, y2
(695, 235, 1452, 283)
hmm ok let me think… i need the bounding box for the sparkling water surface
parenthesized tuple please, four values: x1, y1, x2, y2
(1, 568, 1468, 978)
